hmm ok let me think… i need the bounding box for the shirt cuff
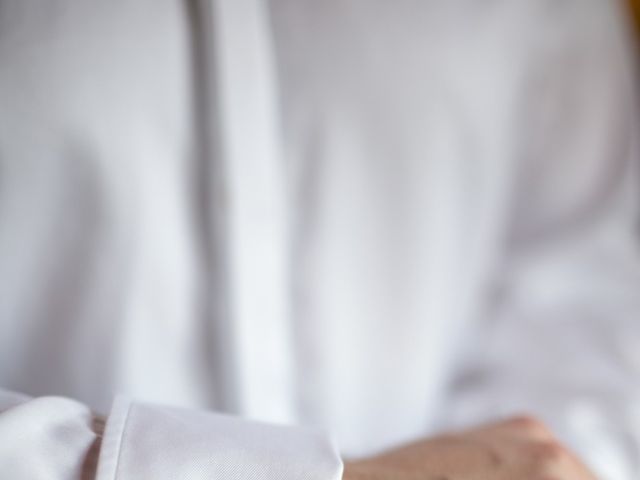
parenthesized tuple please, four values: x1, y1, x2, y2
(96, 396, 344, 480)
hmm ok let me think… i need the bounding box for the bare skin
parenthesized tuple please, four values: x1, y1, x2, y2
(343, 416, 598, 480)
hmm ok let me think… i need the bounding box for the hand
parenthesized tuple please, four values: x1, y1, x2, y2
(343, 416, 597, 480)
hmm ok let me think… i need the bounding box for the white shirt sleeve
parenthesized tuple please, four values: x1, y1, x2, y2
(442, 2, 640, 480)
(0, 390, 343, 480)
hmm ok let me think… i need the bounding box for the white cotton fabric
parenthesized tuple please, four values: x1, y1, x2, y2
(0, 392, 100, 479)
(0, 0, 639, 479)
(95, 397, 342, 480)
(0, 391, 343, 480)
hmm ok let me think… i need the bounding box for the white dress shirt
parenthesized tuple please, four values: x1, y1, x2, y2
(0, 0, 639, 478)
